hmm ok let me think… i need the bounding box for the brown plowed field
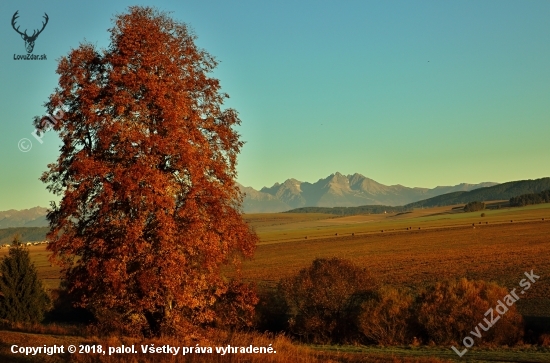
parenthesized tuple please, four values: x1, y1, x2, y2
(243, 218, 550, 317)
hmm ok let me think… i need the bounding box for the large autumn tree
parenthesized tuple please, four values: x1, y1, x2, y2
(37, 6, 257, 336)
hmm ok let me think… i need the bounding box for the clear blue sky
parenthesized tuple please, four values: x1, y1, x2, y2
(1, 0, 549, 210)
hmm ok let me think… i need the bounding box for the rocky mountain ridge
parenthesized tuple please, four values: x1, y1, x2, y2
(0, 174, 498, 224)
(239, 172, 497, 213)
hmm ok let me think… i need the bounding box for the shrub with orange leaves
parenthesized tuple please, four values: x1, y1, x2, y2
(358, 286, 415, 345)
(416, 278, 523, 346)
(278, 258, 377, 344)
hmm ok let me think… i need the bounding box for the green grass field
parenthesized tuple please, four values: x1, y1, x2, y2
(244, 203, 550, 243)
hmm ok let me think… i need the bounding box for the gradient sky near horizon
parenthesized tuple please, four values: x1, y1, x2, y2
(1, 0, 549, 210)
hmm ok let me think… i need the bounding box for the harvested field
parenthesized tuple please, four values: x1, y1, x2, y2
(0, 203, 549, 362)
(242, 205, 550, 319)
(2, 204, 549, 308)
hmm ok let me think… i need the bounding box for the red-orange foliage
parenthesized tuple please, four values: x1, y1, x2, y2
(278, 258, 377, 343)
(38, 6, 257, 336)
(417, 278, 523, 346)
(212, 280, 258, 330)
(358, 287, 415, 345)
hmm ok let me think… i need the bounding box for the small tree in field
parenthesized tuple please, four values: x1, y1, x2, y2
(0, 236, 50, 323)
(38, 7, 257, 336)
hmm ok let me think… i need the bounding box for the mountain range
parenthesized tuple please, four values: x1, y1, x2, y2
(238, 172, 497, 213)
(0, 207, 49, 228)
(0, 174, 498, 227)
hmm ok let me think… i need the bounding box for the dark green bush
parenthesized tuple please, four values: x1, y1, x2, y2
(510, 189, 550, 207)
(464, 201, 485, 212)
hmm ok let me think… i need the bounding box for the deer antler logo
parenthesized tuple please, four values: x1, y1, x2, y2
(12, 11, 49, 54)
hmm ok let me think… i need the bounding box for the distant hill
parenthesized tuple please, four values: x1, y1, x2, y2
(239, 172, 497, 213)
(0, 227, 49, 245)
(0, 207, 49, 228)
(404, 178, 550, 209)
